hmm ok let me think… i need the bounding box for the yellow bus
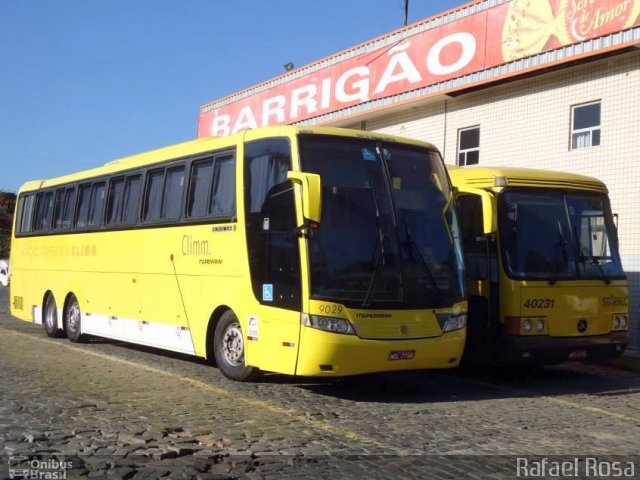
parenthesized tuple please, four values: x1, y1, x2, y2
(10, 126, 467, 381)
(449, 166, 629, 366)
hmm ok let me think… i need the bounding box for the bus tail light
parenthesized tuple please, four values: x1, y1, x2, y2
(302, 313, 355, 335)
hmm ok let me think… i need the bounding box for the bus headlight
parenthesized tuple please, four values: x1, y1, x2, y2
(442, 313, 467, 333)
(302, 314, 355, 335)
(612, 314, 628, 330)
(506, 317, 546, 335)
(621, 316, 628, 329)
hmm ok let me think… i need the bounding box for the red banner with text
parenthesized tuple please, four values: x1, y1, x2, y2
(198, 0, 640, 137)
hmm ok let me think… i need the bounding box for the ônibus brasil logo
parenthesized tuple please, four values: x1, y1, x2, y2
(8, 457, 72, 479)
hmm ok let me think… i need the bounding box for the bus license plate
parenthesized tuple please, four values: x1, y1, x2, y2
(568, 350, 587, 359)
(389, 350, 415, 361)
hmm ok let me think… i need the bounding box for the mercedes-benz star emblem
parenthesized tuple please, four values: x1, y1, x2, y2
(577, 318, 588, 333)
(400, 325, 408, 335)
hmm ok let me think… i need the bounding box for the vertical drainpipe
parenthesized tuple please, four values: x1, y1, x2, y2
(442, 98, 448, 162)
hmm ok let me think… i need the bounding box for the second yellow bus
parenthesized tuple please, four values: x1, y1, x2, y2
(450, 166, 629, 366)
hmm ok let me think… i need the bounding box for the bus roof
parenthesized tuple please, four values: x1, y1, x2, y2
(18, 126, 437, 193)
(447, 165, 607, 193)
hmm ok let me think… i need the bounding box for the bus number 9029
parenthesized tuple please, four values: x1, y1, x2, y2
(318, 304, 344, 315)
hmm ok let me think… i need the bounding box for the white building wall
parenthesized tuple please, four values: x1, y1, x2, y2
(363, 49, 640, 349)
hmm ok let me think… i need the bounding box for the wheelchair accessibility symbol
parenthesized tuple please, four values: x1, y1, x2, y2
(262, 284, 273, 302)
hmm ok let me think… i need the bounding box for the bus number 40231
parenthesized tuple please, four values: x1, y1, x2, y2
(523, 298, 555, 309)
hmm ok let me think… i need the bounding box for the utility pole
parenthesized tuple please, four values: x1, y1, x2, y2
(403, 0, 409, 26)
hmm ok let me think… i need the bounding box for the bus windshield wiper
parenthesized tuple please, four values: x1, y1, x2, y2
(549, 220, 568, 285)
(362, 226, 387, 307)
(404, 218, 442, 295)
(573, 226, 610, 285)
(590, 256, 611, 285)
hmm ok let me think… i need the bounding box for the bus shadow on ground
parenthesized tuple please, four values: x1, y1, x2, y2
(30, 320, 640, 404)
(291, 363, 640, 404)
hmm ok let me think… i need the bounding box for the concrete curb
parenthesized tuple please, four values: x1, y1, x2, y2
(598, 349, 640, 373)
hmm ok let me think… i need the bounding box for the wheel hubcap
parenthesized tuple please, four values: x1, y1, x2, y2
(68, 302, 80, 333)
(222, 322, 244, 367)
(45, 299, 57, 329)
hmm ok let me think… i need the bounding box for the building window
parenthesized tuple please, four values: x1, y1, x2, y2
(457, 126, 480, 166)
(571, 101, 601, 150)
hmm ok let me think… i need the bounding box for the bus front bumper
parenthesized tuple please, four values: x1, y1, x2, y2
(505, 331, 629, 365)
(295, 327, 466, 377)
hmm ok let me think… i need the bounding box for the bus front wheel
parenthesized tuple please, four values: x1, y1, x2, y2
(65, 294, 87, 343)
(213, 310, 258, 381)
(43, 293, 64, 338)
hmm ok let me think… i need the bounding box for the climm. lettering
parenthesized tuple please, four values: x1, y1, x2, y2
(182, 235, 211, 256)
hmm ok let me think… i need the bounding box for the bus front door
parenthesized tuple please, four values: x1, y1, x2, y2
(456, 188, 498, 364)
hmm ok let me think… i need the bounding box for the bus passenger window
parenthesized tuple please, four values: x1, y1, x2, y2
(17, 194, 35, 233)
(210, 155, 235, 216)
(53, 189, 65, 229)
(187, 160, 214, 218)
(162, 166, 185, 220)
(33, 192, 54, 231)
(88, 182, 106, 227)
(106, 178, 125, 225)
(143, 170, 164, 222)
(75, 184, 91, 228)
(122, 175, 142, 224)
(61, 188, 77, 229)
(187, 154, 236, 218)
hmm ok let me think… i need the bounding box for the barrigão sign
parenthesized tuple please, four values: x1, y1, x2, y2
(198, 0, 640, 137)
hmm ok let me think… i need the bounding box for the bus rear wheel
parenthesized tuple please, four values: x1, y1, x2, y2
(43, 294, 64, 338)
(213, 310, 258, 381)
(65, 294, 87, 343)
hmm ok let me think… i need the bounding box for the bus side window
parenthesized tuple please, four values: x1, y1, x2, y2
(210, 154, 235, 216)
(244, 138, 301, 310)
(457, 194, 487, 280)
(187, 159, 214, 218)
(76, 184, 92, 228)
(53, 189, 65, 229)
(122, 175, 142, 224)
(143, 170, 164, 222)
(162, 165, 185, 220)
(88, 182, 106, 227)
(17, 193, 35, 234)
(33, 191, 54, 232)
(187, 153, 236, 219)
(106, 177, 125, 226)
(61, 188, 77, 230)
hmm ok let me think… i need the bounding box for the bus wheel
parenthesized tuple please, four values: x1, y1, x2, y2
(213, 310, 258, 381)
(43, 294, 64, 338)
(64, 294, 87, 343)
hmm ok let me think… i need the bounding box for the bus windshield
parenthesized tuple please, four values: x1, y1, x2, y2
(299, 134, 465, 309)
(498, 189, 625, 281)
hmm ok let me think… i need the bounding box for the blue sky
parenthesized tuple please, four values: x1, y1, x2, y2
(0, 0, 467, 192)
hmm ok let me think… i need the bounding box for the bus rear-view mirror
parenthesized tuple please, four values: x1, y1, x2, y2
(286, 171, 322, 225)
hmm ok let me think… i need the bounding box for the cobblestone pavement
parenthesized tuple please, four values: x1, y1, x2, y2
(1, 287, 639, 479)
